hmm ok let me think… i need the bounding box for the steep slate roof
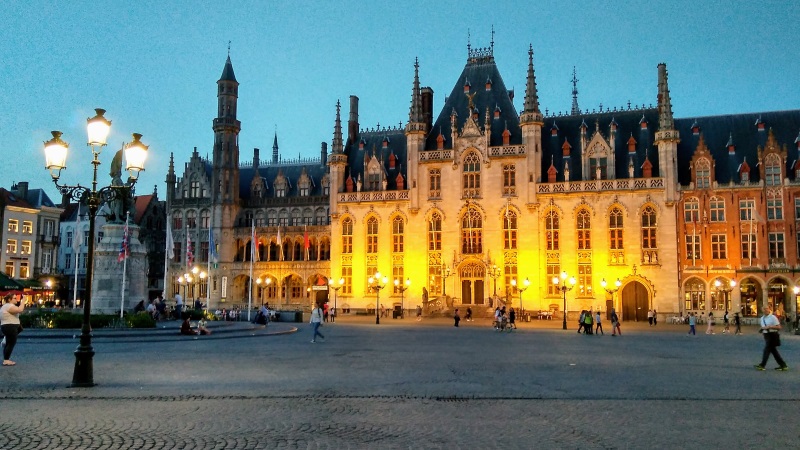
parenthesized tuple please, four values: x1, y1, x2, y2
(343, 129, 407, 190)
(425, 56, 521, 150)
(133, 194, 155, 224)
(20, 188, 57, 208)
(239, 161, 329, 199)
(0, 188, 35, 209)
(673, 111, 800, 185)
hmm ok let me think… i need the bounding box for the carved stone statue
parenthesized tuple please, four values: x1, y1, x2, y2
(421, 287, 428, 313)
(107, 149, 126, 223)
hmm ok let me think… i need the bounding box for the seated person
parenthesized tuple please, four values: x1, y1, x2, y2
(180, 317, 198, 335)
(197, 318, 212, 335)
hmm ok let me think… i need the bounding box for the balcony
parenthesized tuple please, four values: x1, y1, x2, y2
(338, 190, 410, 204)
(39, 234, 60, 245)
(537, 178, 665, 194)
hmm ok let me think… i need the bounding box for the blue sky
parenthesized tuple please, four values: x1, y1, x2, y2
(2, 0, 798, 203)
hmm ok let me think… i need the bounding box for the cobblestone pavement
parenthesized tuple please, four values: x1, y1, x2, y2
(1, 317, 798, 449)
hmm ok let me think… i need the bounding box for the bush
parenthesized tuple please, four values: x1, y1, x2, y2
(126, 312, 156, 328)
(52, 311, 83, 329)
(89, 314, 116, 329)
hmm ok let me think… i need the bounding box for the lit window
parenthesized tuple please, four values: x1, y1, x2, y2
(428, 213, 442, 251)
(577, 210, 591, 250)
(7, 219, 18, 233)
(6, 239, 17, 254)
(684, 279, 705, 310)
(392, 216, 404, 253)
(21, 241, 31, 255)
(461, 207, 482, 254)
(366, 217, 378, 254)
(22, 221, 32, 234)
(546, 211, 559, 251)
(502, 164, 516, 196)
(342, 218, 353, 254)
(462, 152, 481, 198)
(503, 210, 517, 250)
(709, 197, 725, 222)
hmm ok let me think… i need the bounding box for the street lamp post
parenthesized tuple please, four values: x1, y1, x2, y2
(394, 278, 411, 318)
(488, 264, 501, 297)
(553, 271, 576, 330)
(328, 277, 344, 322)
(600, 278, 622, 318)
(793, 286, 800, 335)
(442, 265, 452, 296)
(368, 272, 388, 324)
(44, 108, 148, 387)
(510, 277, 530, 315)
(713, 278, 736, 314)
(255, 277, 262, 306)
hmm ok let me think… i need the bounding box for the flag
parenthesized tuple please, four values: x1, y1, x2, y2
(165, 221, 175, 260)
(208, 227, 218, 263)
(277, 227, 283, 261)
(251, 221, 259, 262)
(304, 226, 310, 261)
(73, 205, 82, 252)
(117, 218, 130, 262)
(186, 233, 194, 268)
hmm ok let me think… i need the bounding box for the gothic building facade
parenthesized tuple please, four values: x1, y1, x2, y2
(166, 56, 332, 309)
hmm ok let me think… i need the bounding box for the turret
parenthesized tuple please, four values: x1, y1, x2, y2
(654, 62, 680, 202)
(519, 44, 544, 202)
(328, 100, 348, 215)
(272, 133, 279, 164)
(405, 58, 427, 211)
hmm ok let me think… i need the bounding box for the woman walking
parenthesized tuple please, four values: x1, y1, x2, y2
(310, 302, 325, 343)
(706, 312, 715, 335)
(1, 295, 25, 366)
(611, 308, 622, 336)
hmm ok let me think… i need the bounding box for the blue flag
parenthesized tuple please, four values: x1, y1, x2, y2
(209, 227, 218, 263)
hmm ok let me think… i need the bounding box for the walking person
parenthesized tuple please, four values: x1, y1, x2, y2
(647, 309, 654, 326)
(583, 310, 593, 334)
(494, 307, 502, 330)
(653, 309, 658, 326)
(465, 307, 473, 322)
(734, 312, 742, 335)
(611, 308, 621, 336)
(688, 312, 696, 336)
(1, 295, 25, 366)
(595, 310, 604, 335)
(508, 308, 517, 330)
(706, 312, 715, 335)
(722, 310, 730, 334)
(310, 302, 325, 343)
(416, 305, 422, 321)
(755, 306, 788, 371)
(453, 308, 461, 327)
(577, 310, 586, 334)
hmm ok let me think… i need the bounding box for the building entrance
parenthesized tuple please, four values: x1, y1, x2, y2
(459, 262, 486, 305)
(621, 281, 649, 322)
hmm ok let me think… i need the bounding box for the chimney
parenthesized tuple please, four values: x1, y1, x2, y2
(421, 87, 434, 131)
(348, 95, 359, 144)
(61, 191, 70, 208)
(16, 181, 28, 199)
(253, 148, 260, 170)
(320, 142, 328, 165)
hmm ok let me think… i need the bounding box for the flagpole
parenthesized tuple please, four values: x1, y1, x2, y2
(206, 219, 212, 315)
(248, 220, 255, 321)
(163, 220, 171, 302)
(750, 202, 755, 267)
(72, 204, 81, 309)
(120, 211, 129, 319)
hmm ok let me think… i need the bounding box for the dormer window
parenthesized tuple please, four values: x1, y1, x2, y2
(741, 170, 750, 182)
(764, 154, 781, 186)
(590, 157, 607, 180)
(695, 158, 711, 189)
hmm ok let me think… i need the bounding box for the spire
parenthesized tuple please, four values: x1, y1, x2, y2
(168, 152, 175, 176)
(272, 131, 279, 164)
(409, 57, 423, 123)
(523, 44, 541, 114)
(657, 63, 674, 131)
(332, 100, 343, 154)
(570, 66, 579, 115)
(220, 54, 237, 82)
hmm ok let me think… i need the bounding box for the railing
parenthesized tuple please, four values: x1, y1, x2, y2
(488, 145, 526, 157)
(338, 191, 410, 203)
(537, 178, 665, 194)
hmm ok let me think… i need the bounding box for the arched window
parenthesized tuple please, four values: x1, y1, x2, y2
(684, 278, 706, 311)
(695, 158, 711, 188)
(765, 154, 782, 186)
(577, 209, 591, 250)
(709, 197, 725, 222)
(462, 152, 481, 198)
(545, 210, 559, 251)
(503, 209, 517, 250)
(428, 213, 442, 251)
(172, 211, 183, 230)
(315, 208, 327, 226)
(186, 210, 197, 229)
(341, 218, 353, 254)
(461, 207, 482, 254)
(641, 206, 658, 263)
(200, 209, 210, 228)
(366, 217, 378, 254)
(392, 216, 404, 252)
(609, 207, 624, 264)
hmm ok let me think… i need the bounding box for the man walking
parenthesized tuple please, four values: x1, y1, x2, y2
(310, 302, 325, 343)
(755, 306, 788, 371)
(595, 310, 604, 335)
(688, 312, 696, 336)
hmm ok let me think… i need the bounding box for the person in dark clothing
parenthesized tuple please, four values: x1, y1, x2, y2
(180, 317, 198, 335)
(509, 308, 517, 329)
(453, 309, 460, 327)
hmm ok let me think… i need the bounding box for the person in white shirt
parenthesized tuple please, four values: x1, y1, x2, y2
(310, 302, 325, 343)
(755, 306, 788, 371)
(1, 295, 25, 366)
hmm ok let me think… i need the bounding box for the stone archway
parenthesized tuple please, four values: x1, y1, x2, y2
(458, 261, 486, 306)
(620, 280, 649, 322)
(767, 277, 790, 319)
(738, 277, 762, 317)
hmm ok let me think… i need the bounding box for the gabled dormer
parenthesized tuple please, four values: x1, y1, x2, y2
(297, 167, 313, 197)
(689, 134, 714, 189)
(739, 157, 751, 183)
(758, 128, 787, 186)
(583, 125, 613, 180)
(273, 169, 290, 198)
(547, 156, 557, 183)
(250, 173, 266, 199)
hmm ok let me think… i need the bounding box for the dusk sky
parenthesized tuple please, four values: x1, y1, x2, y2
(2, 0, 798, 204)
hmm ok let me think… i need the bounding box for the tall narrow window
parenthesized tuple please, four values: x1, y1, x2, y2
(641, 206, 658, 264)
(461, 207, 483, 254)
(342, 266, 352, 295)
(200, 209, 211, 228)
(709, 197, 725, 222)
(462, 152, 481, 198)
(684, 198, 700, 223)
(769, 232, 785, 259)
(695, 159, 711, 188)
(503, 210, 517, 250)
(392, 216, 404, 253)
(190, 180, 200, 198)
(429, 169, 441, 199)
(741, 233, 756, 260)
(589, 157, 607, 180)
(428, 213, 442, 251)
(577, 210, 591, 250)
(502, 164, 516, 196)
(186, 210, 197, 229)
(711, 234, 727, 259)
(546, 264, 560, 296)
(686, 235, 701, 260)
(342, 218, 353, 254)
(546, 210, 559, 251)
(173, 212, 183, 230)
(764, 154, 781, 186)
(795, 198, 800, 220)
(609, 207, 624, 264)
(366, 217, 378, 254)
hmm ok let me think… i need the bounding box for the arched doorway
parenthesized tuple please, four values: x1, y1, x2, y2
(621, 280, 649, 322)
(767, 277, 789, 318)
(739, 277, 761, 317)
(459, 262, 485, 305)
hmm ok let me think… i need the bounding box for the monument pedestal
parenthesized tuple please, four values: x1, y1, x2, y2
(90, 223, 147, 314)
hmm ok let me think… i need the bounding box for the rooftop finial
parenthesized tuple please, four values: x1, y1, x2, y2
(490, 24, 495, 52)
(571, 67, 580, 116)
(227, 40, 231, 57)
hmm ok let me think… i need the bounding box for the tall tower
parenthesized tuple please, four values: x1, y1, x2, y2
(405, 57, 427, 212)
(519, 45, 544, 203)
(328, 100, 347, 216)
(654, 62, 680, 203)
(211, 54, 241, 240)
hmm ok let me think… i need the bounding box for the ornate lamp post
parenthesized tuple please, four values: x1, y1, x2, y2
(328, 277, 344, 321)
(255, 277, 262, 306)
(510, 277, 530, 315)
(442, 265, 452, 296)
(714, 278, 736, 313)
(601, 278, 622, 317)
(488, 264, 501, 297)
(553, 271, 576, 330)
(44, 108, 148, 387)
(394, 278, 411, 318)
(368, 272, 388, 324)
(793, 286, 800, 334)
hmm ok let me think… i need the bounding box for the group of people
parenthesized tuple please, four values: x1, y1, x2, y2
(576, 308, 622, 336)
(647, 309, 658, 326)
(180, 316, 212, 336)
(491, 306, 516, 331)
(685, 310, 742, 336)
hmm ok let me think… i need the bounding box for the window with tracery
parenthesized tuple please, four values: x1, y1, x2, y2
(609, 208, 623, 250)
(577, 210, 591, 250)
(429, 169, 441, 199)
(545, 210, 559, 251)
(186, 210, 197, 229)
(695, 158, 711, 188)
(392, 216, 404, 253)
(200, 210, 210, 228)
(462, 153, 481, 198)
(503, 210, 517, 250)
(428, 213, 442, 251)
(461, 207, 483, 254)
(765, 154, 781, 186)
(502, 164, 516, 196)
(341, 218, 352, 254)
(366, 217, 378, 254)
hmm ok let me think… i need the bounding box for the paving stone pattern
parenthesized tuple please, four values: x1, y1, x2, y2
(0, 318, 798, 448)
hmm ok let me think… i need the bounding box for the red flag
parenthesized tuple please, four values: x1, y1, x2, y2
(303, 227, 310, 249)
(117, 220, 130, 262)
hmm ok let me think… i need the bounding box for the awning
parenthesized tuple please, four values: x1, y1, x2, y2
(0, 272, 23, 291)
(16, 279, 45, 291)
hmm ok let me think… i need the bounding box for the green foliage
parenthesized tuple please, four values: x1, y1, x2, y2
(89, 314, 116, 329)
(52, 312, 83, 329)
(126, 312, 156, 328)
